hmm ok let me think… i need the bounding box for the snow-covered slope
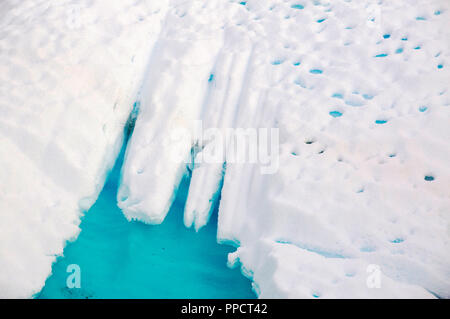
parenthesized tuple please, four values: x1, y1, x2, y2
(1, 0, 449, 298)
(0, 0, 168, 298)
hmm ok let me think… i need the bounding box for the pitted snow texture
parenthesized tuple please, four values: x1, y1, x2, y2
(120, 0, 450, 298)
(0, 0, 449, 298)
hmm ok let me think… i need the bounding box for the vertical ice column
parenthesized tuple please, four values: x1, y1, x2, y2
(183, 28, 254, 231)
(118, 23, 224, 224)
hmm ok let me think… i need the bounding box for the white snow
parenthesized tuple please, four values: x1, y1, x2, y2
(1, 0, 449, 298)
(0, 0, 168, 297)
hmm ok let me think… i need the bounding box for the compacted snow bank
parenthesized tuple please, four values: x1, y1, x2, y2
(0, 0, 169, 298)
(0, 0, 449, 298)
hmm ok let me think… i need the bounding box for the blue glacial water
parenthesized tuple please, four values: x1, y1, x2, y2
(37, 131, 255, 299)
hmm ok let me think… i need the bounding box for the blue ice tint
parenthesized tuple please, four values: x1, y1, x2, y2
(309, 69, 323, 74)
(332, 93, 344, 99)
(291, 4, 304, 10)
(329, 111, 343, 118)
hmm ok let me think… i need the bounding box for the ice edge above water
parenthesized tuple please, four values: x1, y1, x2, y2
(36, 101, 256, 298)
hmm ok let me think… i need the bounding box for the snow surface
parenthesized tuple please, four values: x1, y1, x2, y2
(1, 0, 449, 298)
(0, 0, 168, 297)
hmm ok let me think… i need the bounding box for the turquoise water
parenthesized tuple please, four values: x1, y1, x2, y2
(38, 132, 255, 299)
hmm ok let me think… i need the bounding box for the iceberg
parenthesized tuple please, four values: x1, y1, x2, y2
(0, 0, 169, 297)
(0, 0, 449, 298)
